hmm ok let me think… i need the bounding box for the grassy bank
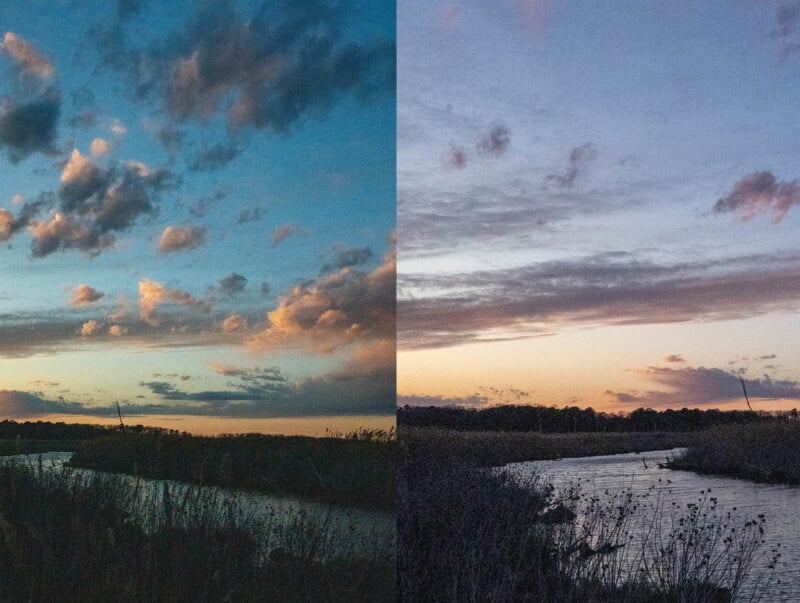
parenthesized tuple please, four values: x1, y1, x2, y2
(0, 457, 394, 602)
(401, 426, 700, 466)
(67, 428, 395, 511)
(668, 421, 800, 484)
(398, 438, 770, 602)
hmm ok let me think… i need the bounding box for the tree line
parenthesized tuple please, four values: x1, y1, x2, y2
(397, 404, 788, 433)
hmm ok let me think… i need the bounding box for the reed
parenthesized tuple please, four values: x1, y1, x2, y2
(0, 456, 394, 602)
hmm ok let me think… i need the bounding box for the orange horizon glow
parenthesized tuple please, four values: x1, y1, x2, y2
(12, 413, 396, 437)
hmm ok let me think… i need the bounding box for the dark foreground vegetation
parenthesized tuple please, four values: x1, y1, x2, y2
(66, 428, 395, 511)
(669, 421, 800, 485)
(0, 458, 394, 602)
(398, 428, 773, 602)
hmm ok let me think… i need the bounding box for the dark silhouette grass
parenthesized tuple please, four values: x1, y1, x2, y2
(0, 457, 394, 602)
(398, 426, 771, 602)
(668, 420, 800, 484)
(67, 428, 396, 511)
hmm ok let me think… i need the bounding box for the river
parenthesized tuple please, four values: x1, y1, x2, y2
(504, 449, 798, 602)
(5, 451, 395, 560)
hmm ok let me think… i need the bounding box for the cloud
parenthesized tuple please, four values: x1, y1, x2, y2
(79, 319, 101, 336)
(156, 124, 184, 152)
(120, 1, 394, 133)
(26, 149, 176, 257)
(110, 118, 127, 135)
(138, 280, 212, 326)
(545, 142, 597, 188)
(250, 244, 395, 353)
(238, 206, 264, 224)
(663, 354, 685, 363)
(320, 245, 372, 273)
(29, 212, 112, 257)
(157, 225, 207, 253)
(222, 313, 247, 333)
(271, 223, 295, 247)
(0, 89, 61, 162)
(713, 171, 800, 223)
(443, 144, 467, 169)
(0, 32, 54, 80)
(90, 137, 109, 157)
(0, 200, 42, 241)
(140, 356, 391, 417)
(189, 142, 241, 171)
(399, 251, 800, 349)
(218, 272, 247, 295)
(0, 390, 88, 418)
(770, 2, 800, 59)
(477, 122, 510, 156)
(68, 284, 104, 307)
(609, 366, 800, 408)
(108, 324, 127, 336)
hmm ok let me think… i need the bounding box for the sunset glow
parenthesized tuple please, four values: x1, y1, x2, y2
(398, 0, 800, 414)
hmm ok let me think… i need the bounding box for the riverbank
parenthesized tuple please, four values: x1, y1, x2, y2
(66, 428, 396, 511)
(398, 438, 765, 602)
(667, 421, 800, 484)
(0, 458, 394, 602)
(401, 426, 701, 466)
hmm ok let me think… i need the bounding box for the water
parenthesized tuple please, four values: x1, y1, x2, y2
(5, 451, 394, 559)
(504, 449, 799, 602)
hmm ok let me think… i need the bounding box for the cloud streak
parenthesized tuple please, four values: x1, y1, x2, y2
(399, 251, 800, 349)
(1, 32, 54, 80)
(545, 143, 597, 188)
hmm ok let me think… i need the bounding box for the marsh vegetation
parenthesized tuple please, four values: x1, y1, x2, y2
(0, 422, 396, 602)
(668, 421, 800, 485)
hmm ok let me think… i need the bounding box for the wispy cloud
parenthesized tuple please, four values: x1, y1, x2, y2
(114, 1, 394, 133)
(770, 2, 800, 59)
(713, 171, 800, 223)
(399, 251, 800, 349)
(545, 143, 597, 188)
(271, 223, 295, 247)
(1, 32, 54, 80)
(477, 122, 510, 156)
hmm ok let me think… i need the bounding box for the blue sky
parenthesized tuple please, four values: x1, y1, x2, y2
(398, 0, 800, 412)
(0, 0, 395, 434)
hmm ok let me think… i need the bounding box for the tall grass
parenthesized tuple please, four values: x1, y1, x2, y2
(669, 421, 800, 484)
(401, 426, 699, 466)
(398, 429, 772, 602)
(0, 456, 394, 602)
(67, 429, 396, 511)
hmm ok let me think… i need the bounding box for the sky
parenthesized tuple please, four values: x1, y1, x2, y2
(0, 0, 396, 435)
(398, 0, 800, 413)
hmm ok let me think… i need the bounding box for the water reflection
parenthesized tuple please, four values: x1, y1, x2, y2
(504, 449, 797, 602)
(5, 451, 394, 559)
